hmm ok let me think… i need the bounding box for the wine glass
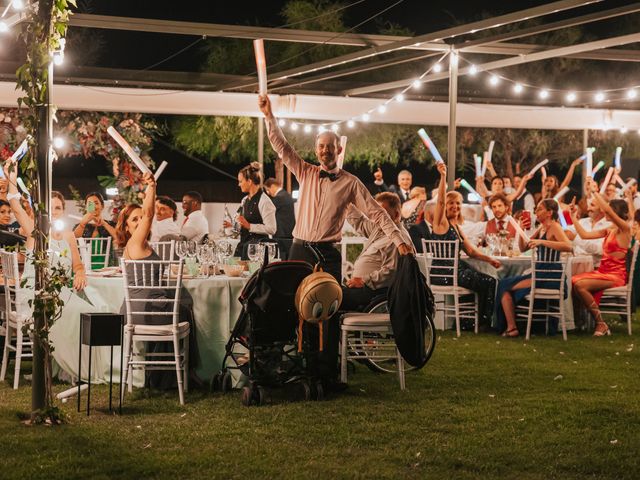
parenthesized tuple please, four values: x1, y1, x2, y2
(247, 243, 261, 263)
(217, 239, 232, 265)
(187, 240, 198, 259)
(175, 240, 188, 261)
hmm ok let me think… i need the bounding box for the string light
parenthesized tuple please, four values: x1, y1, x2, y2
(468, 64, 478, 76)
(412, 79, 421, 89)
(331, 123, 339, 132)
(278, 119, 286, 127)
(53, 52, 64, 65)
(594, 91, 605, 102)
(566, 92, 577, 103)
(318, 126, 326, 133)
(377, 105, 387, 114)
(395, 93, 404, 102)
(290, 122, 298, 131)
(432, 63, 442, 73)
(304, 124, 312, 133)
(362, 113, 370, 122)
(0, 22, 8, 33)
(347, 120, 355, 128)
(539, 89, 550, 99)
(627, 89, 637, 99)
(513, 83, 523, 94)
(489, 75, 500, 86)
(53, 136, 65, 149)
(620, 126, 628, 134)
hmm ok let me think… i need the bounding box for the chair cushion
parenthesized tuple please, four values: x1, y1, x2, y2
(132, 321, 190, 336)
(601, 286, 628, 295)
(342, 313, 390, 326)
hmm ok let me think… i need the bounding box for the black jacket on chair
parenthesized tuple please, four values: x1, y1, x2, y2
(388, 254, 435, 368)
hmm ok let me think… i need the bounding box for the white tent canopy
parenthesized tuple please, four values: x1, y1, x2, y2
(0, 81, 637, 131)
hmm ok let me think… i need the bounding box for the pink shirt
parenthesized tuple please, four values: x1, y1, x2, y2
(265, 116, 404, 246)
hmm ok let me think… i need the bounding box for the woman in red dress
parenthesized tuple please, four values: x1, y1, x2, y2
(570, 178, 631, 336)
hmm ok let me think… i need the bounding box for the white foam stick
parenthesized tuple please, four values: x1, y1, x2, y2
(541, 166, 547, 179)
(553, 186, 570, 201)
(459, 179, 481, 198)
(337, 136, 347, 169)
(619, 176, 637, 193)
(591, 160, 605, 177)
(68, 214, 83, 220)
(474, 155, 482, 177)
(154, 161, 168, 180)
(529, 158, 549, 176)
(508, 215, 530, 243)
(56, 384, 88, 400)
(554, 200, 568, 229)
(614, 174, 625, 187)
(599, 167, 615, 194)
(481, 151, 489, 176)
(253, 39, 268, 95)
(10, 138, 29, 162)
(417, 129, 444, 163)
(484, 205, 494, 220)
(107, 126, 152, 175)
(16, 177, 29, 196)
(488, 140, 495, 161)
(586, 148, 593, 177)
(614, 147, 622, 170)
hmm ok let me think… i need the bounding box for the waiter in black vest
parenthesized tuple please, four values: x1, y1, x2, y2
(224, 162, 277, 259)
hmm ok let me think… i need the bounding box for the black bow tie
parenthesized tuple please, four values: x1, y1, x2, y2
(319, 170, 338, 181)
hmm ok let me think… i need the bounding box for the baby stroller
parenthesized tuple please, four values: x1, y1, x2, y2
(211, 257, 320, 406)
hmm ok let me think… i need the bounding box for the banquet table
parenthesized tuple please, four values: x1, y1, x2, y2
(416, 253, 594, 331)
(50, 273, 248, 386)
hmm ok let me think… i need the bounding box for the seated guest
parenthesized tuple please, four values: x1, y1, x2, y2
(264, 177, 295, 259)
(541, 157, 582, 201)
(388, 170, 412, 204)
(73, 192, 117, 241)
(484, 193, 516, 239)
(570, 178, 631, 337)
(342, 192, 413, 311)
(0, 199, 21, 234)
(224, 163, 276, 260)
(151, 195, 180, 242)
(565, 197, 610, 257)
(495, 199, 573, 337)
(401, 186, 427, 229)
(180, 190, 209, 243)
(431, 162, 502, 328)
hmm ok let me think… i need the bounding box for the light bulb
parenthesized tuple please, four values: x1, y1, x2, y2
(318, 126, 326, 133)
(278, 119, 286, 127)
(620, 126, 628, 134)
(594, 91, 605, 102)
(626, 89, 637, 99)
(566, 92, 577, 103)
(539, 89, 549, 99)
(347, 120, 355, 128)
(412, 79, 421, 89)
(362, 113, 370, 122)
(331, 124, 339, 132)
(53, 53, 64, 66)
(513, 83, 523, 94)
(0, 22, 9, 33)
(468, 65, 478, 76)
(304, 125, 312, 133)
(377, 105, 387, 114)
(432, 63, 442, 73)
(290, 123, 298, 131)
(489, 75, 500, 86)
(53, 136, 65, 149)
(395, 93, 404, 102)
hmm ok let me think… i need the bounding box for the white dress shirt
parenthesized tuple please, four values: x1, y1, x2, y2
(240, 192, 277, 235)
(151, 217, 181, 242)
(180, 209, 209, 242)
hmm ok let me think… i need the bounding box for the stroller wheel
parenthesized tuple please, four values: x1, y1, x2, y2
(299, 380, 312, 401)
(313, 380, 324, 401)
(256, 386, 268, 406)
(221, 371, 233, 393)
(241, 386, 254, 407)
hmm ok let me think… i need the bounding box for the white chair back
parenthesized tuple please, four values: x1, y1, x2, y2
(421, 239, 460, 288)
(121, 259, 184, 327)
(149, 240, 175, 261)
(0, 249, 20, 320)
(530, 246, 567, 295)
(77, 237, 112, 270)
(626, 243, 639, 303)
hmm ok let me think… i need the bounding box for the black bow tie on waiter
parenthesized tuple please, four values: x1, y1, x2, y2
(319, 170, 338, 181)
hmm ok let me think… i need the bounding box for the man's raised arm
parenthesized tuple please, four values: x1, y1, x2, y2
(258, 94, 304, 178)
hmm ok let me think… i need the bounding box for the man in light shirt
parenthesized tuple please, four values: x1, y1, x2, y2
(342, 192, 413, 311)
(259, 94, 411, 390)
(566, 198, 611, 258)
(181, 190, 209, 243)
(151, 196, 181, 242)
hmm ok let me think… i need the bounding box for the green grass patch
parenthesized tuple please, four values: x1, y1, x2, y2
(1, 319, 639, 479)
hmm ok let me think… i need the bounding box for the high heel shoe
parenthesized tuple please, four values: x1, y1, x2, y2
(593, 322, 611, 337)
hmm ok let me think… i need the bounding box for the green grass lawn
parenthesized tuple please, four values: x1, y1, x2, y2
(1, 319, 639, 480)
